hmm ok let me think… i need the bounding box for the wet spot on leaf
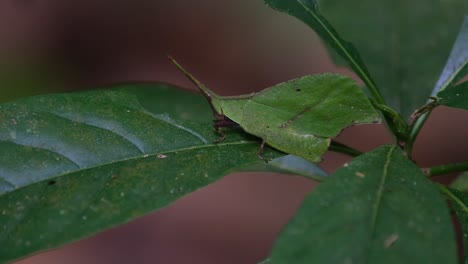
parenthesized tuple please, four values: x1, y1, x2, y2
(47, 180, 56, 186)
(355, 171, 365, 178)
(384, 234, 399, 248)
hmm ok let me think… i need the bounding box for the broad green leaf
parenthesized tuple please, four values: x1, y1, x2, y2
(450, 171, 468, 192)
(437, 81, 468, 110)
(437, 185, 468, 262)
(0, 84, 284, 263)
(263, 0, 384, 105)
(316, 0, 467, 118)
(266, 0, 467, 117)
(267, 145, 456, 264)
(431, 15, 468, 96)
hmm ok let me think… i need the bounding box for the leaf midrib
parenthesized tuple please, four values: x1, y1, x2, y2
(0, 140, 258, 196)
(296, 0, 380, 104)
(366, 145, 395, 261)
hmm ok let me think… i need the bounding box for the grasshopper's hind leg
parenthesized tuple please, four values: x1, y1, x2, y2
(213, 117, 238, 143)
(257, 140, 268, 162)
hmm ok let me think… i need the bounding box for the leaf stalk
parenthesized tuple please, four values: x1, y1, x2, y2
(423, 161, 468, 177)
(403, 100, 439, 157)
(329, 141, 362, 157)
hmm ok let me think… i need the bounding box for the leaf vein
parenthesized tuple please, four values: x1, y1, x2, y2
(47, 111, 145, 153)
(0, 140, 81, 169)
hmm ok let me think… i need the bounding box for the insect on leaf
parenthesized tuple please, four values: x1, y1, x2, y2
(0, 84, 285, 263)
(169, 57, 381, 162)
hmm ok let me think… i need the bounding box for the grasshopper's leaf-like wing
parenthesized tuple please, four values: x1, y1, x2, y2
(222, 74, 380, 162)
(437, 81, 468, 110)
(267, 145, 456, 264)
(0, 84, 284, 263)
(438, 185, 468, 263)
(432, 16, 468, 95)
(245, 74, 380, 137)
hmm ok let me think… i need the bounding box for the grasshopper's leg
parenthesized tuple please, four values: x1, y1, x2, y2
(257, 140, 268, 162)
(213, 118, 237, 143)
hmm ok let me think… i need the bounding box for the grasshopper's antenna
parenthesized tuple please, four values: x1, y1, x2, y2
(167, 55, 218, 101)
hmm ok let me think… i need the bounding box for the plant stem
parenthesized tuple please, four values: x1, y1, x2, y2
(404, 100, 439, 157)
(369, 99, 406, 141)
(329, 141, 362, 157)
(423, 161, 468, 177)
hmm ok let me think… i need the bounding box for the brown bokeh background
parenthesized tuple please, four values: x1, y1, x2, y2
(1, 1, 467, 263)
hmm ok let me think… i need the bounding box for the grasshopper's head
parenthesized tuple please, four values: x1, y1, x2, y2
(168, 55, 223, 115)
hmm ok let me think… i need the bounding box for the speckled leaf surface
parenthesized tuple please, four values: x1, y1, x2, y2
(267, 145, 456, 264)
(0, 83, 284, 263)
(437, 81, 468, 110)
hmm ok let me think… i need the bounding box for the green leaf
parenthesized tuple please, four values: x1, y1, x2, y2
(437, 185, 468, 263)
(263, 0, 384, 106)
(431, 15, 468, 95)
(437, 80, 468, 110)
(0, 84, 283, 263)
(267, 0, 467, 118)
(267, 145, 456, 264)
(317, 0, 467, 118)
(450, 171, 468, 192)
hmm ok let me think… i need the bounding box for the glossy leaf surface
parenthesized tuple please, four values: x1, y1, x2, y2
(431, 15, 468, 95)
(242, 154, 328, 181)
(267, 145, 456, 264)
(437, 81, 468, 110)
(0, 84, 285, 263)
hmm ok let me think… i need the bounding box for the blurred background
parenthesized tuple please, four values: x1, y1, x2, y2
(1, 0, 466, 263)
